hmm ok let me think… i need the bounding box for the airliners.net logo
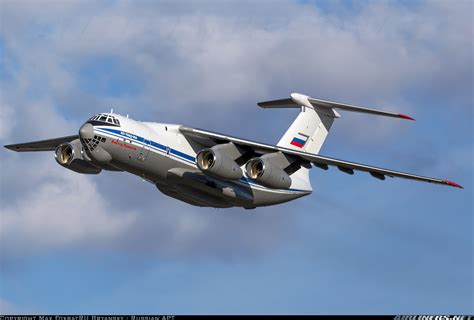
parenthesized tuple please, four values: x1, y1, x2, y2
(395, 316, 472, 320)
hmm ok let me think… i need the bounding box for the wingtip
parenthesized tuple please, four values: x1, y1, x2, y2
(443, 180, 464, 189)
(398, 113, 416, 121)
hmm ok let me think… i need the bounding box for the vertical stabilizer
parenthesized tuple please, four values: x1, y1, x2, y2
(258, 92, 415, 154)
(256, 92, 418, 190)
(277, 105, 338, 154)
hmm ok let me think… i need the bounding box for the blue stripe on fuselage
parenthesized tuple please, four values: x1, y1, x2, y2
(95, 127, 196, 164)
(170, 148, 195, 162)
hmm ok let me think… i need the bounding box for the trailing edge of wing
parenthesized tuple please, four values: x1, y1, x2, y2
(179, 126, 463, 189)
(4, 135, 79, 152)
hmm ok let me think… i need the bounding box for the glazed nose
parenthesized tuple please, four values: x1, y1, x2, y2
(79, 123, 94, 139)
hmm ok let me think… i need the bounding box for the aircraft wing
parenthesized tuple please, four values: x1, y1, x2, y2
(179, 126, 463, 189)
(4, 135, 79, 152)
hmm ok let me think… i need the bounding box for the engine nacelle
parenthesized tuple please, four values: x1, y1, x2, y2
(55, 140, 102, 174)
(245, 158, 292, 189)
(196, 148, 242, 180)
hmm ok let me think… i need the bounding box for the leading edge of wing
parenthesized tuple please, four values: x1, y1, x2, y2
(179, 126, 463, 189)
(4, 135, 79, 152)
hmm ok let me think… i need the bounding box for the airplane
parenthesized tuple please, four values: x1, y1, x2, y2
(4, 93, 463, 209)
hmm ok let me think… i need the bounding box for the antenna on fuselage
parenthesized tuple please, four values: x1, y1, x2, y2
(126, 114, 129, 118)
(110, 108, 114, 113)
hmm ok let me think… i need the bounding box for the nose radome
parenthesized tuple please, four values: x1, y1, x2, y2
(79, 123, 94, 139)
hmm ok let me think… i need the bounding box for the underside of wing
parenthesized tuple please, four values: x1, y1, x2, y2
(179, 126, 463, 189)
(4, 135, 79, 152)
(297, 152, 463, 188)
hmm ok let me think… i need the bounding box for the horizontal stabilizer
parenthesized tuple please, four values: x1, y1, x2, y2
(258, 93, 415, 120)
(257, 98, 299, 108)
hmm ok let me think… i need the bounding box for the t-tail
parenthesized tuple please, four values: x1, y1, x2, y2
(258, 93, 416, 188)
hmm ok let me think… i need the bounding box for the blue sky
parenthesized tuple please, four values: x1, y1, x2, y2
(0, 0, 472, 314)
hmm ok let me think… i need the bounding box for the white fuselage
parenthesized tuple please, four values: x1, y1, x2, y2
(83, 113, 311, 208)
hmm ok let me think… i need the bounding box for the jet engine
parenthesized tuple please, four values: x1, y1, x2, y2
(196, 148, 242, 180)
(245, 158, 292, 189)
(55, 139, 102, 174)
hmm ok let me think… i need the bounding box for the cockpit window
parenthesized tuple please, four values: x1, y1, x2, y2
(89, 113, 120, 126)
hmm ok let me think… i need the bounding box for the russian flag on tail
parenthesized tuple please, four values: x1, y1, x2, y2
(290, 133, 309, 148)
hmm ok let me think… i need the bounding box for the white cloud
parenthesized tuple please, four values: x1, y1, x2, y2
(3, 1, 471, 113)
(0, 0, 471, 262)
(0, 161, 136, 256)
(0, 153, 293, 261)
(0, 103, 15, 141)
